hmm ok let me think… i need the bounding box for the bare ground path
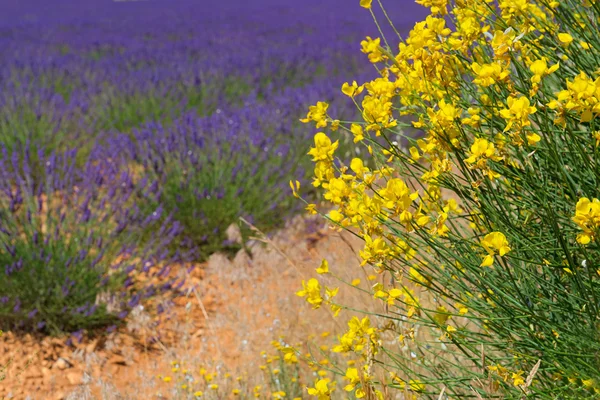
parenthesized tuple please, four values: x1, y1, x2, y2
(0, 215, 364, 399)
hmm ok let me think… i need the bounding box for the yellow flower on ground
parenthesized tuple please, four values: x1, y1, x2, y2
(316, 259, 329, 274)
(281, 347, 298, 364)
(307, 379, 333, 399)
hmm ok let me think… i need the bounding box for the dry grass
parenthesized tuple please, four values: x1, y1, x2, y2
(0, 212, 449, 399)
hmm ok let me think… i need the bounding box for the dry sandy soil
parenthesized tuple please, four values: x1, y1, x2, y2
(0, 214, 379, 399)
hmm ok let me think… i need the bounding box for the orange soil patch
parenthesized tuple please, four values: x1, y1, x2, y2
(0, 215, 371, 399)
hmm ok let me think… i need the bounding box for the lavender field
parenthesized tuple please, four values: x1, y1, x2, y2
(1, 0, 423, 331)
(1, 0, 427, 397)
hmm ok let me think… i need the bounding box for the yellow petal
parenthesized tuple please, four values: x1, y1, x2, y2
(360, 0, 372, 9)
(577, 233, 591, 245)
(558, 33, 573, 45)
(481, 254, 495, 267)
(316, 259, 330, 274)
(498, 246, 511, 257)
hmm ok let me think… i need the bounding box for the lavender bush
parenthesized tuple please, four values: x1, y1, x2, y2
(0, 146, 186, 334)
(126, 109, 301, 257)
(0, 0, 427, 334)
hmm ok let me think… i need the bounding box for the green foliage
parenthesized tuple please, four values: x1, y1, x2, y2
(298, 0, 600, 398)
(0, 156, 173, 335)
(135, 135, 305, 261)
(0, 190, 121, 333)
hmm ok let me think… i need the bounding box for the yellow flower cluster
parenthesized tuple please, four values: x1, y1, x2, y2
(549, 72, 600, 124)
(157, 362, 250, 398)
(573, 197, 600, 245)
(294, 0, 600, 397)
(488, 364, 526, 388)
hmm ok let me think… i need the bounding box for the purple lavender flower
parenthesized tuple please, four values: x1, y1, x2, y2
(0, 0, 427, 335)
(0, 147, 187, 333)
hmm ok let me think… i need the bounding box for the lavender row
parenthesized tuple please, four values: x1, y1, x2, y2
(0, 0, 426, 334)
(0, 145, 193, 334)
